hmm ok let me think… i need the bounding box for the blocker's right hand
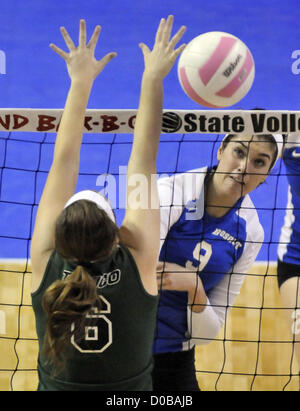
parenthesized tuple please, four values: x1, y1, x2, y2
(50, 19, 116, 83)
(139, 15, 186, 80)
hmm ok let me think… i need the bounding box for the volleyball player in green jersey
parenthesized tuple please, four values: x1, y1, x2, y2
(30, 17, 186, 390)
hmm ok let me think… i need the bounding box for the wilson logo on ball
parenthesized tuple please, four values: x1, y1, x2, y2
(177, 31, 255, 108)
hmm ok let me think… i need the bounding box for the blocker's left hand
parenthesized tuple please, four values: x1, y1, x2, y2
(50, 19, 116, 83)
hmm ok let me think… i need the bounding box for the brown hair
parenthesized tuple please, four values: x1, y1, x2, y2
(55, 199, 119, 263)
(42, 199, 119, 372)
(221, 134, 279, 171)
(42, 265, 101, 372)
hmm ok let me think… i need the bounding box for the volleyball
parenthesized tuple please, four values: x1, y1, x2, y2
(177, 31, 255, 108)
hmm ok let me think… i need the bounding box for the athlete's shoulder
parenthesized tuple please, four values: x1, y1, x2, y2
(158, 166, 208, 186)
(284, 133, 300, 150)
(158, 166, 208, 206)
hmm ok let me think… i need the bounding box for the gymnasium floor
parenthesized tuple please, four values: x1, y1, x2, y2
(1, 262, 298, 391)
(1, 0, 300, 261)
(0, 0, 300, 391)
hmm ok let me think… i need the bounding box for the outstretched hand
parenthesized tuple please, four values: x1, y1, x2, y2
(50, 19, 116, 83)
(139, 15, 186, 80)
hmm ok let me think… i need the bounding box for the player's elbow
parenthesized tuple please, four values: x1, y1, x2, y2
(190, 324, 221, 346)
(187, 306, 223, 346)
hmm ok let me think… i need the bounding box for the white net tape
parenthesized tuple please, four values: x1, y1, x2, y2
(0, 109, 299, 134)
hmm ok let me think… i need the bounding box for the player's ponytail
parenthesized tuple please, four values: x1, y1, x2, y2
(42, 264, 101, 372)
(41, 199, 119, 372)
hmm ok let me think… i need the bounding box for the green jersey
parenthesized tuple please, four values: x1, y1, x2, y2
(31, 244, 158, 391)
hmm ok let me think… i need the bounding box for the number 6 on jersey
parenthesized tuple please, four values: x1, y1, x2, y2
(71, 296, 112, 353)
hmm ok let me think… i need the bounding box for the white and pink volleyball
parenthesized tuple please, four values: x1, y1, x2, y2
(178, 31, 255, 108)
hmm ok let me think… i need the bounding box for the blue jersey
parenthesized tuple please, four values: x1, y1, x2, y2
(154, 167, 264, 354)
(278, 133, 300, 265)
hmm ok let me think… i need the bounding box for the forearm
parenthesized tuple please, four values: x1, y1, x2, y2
(53, 79, 93, 164)
(127, 15, 185, 181)
(187, 300, 222, 345)
(187, 270, 247, 345)
(157, 262, 208, 312)
(30, 21, 116, 269)
(188, 280, 208, 313)
(128, 72, 163, 174)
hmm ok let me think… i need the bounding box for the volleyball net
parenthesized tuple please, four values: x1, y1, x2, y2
(0, 108, 299, 391)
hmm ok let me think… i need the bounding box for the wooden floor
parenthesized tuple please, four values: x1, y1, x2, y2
(0, 261, 299, 391)
(196, 264, 299, 391)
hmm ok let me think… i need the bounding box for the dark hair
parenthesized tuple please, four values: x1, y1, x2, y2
(55, 199, 119, 263)
(221, 107, 284, 171)
(42, 199, 119, 372)
(221, 133, 279, 170)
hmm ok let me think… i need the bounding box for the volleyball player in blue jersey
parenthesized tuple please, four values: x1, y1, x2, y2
(277, 132, 300, 371)
(152, 132, 283, 391)
(30, 17, 186, 390)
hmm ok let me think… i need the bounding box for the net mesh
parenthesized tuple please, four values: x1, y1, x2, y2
(0, 109, 299, 391)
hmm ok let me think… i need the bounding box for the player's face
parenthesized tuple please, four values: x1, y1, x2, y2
(216, 135, 275, 198)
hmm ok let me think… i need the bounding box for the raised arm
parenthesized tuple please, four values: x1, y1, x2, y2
(30, 20, 116, 288)
(119, 16, 186, 292)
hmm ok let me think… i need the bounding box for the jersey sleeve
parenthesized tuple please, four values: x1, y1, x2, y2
(187, 195, 264, 346)
(158, 167, 207, 251)
(284, 132, 300, 150)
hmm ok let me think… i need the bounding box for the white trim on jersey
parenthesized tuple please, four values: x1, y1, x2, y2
(158, 167, 264, 348)
(184, 195, 263, 347)
(158, 167, 207, 250)
(278, 186, 295, 261)
(283, 132, 300, 150)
